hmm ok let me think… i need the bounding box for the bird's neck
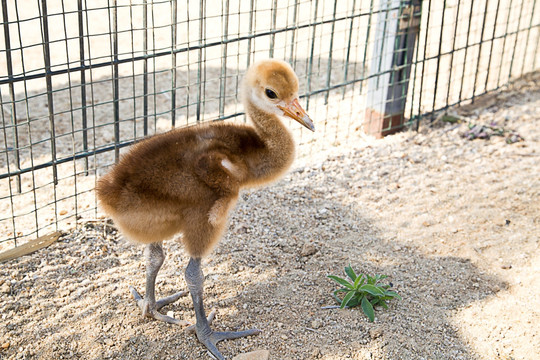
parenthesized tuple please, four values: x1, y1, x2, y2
(245, 101, 296, 183)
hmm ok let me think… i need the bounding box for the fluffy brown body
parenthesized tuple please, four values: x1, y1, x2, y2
(97, 120, 294, 257)
(96, 59, 311, 258)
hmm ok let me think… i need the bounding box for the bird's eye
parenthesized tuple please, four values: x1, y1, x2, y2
(265, 89, 278, 99)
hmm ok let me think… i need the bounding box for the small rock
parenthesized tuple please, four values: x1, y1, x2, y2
(314, 208, 329, 219)
(232, 349, 270, 360)
(310, 319, 322, 329)
(1, 285, 10, 294)
(370, 328, 383, 339)
(104, 338, 114, 346)
(1, 342, 9, 349)
(301, 243, 317, 257)
(166, 311, 174, 318)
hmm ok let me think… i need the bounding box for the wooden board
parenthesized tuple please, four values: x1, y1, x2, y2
(0, 231, 62, 263)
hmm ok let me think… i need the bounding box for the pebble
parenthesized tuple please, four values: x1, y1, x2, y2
(1, 342, 9, 349)
(301, 243, 318, 257)
(0, 285, 10, 294)
(310, 319, 322, 329)
(232, 350, 270, 360)
(370, 328, 383, 339)
(104, 338, 114, 346)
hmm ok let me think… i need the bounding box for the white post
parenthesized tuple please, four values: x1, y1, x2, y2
(364, 0, 421, 138)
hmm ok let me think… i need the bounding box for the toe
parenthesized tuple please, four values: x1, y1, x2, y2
(129, 285, 142, 301)
(211, 329, 262, 343)
(151, 310, 190, 326)
(156, 290, 188, 310)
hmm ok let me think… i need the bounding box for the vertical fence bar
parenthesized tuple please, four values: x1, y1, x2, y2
(77, 0, 89, 175)
(431, 0, 447, 114)
(83, 0, 99, 217)
(519, 0, 537, 76)
(219, 0, 229, 119)
(342, 0, 357, 99)
(60, 0, 79, 223)
(484, 0, 501, 92)
(495, 0, 513, 88)
(40, 0, 59, 187)
(457, 0, 475, 103)
(196, 0, 205, 122)
(143, 0, 148, 136)
(324, 0, 338, 105)
(533, 0, 540, 70)
(246, 0, 255, 69)
(445, 0, 462, 108)
(13, 1, 39, 237)
(364, 0, 421, 138)
(415, 0, 431, 130)
(171, 0, 177, 127)
(150, 2, 157, 130)
(110, 0, 120, 162)
(1, 0, 21, 193)
(185, 3, 190, 124)
(288, 0, 299, 64)
(0, 88, 18, 246)
(269, 0, 277, 58)
(507, 0, 526, 81)
(471, 0, 491, 102)
(408, 0, 423, 129)
(306, 0, 319, 111)
(244, 0, 255, 123)
(356, 0, 375, 99)
(129, 1, 137, 139)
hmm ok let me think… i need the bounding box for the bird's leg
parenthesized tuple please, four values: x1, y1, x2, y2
(129, 242, 189, 325)
(185, 257, 261, 360)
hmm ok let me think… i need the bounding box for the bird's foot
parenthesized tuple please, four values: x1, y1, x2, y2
(201, 330, 262, 360)
(129, 285, 189, 326)
(186, 312, 261, 360)
(198, 328, 262, 360)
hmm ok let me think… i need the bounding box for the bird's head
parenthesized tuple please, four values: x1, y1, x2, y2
(243, 59, 315, 132)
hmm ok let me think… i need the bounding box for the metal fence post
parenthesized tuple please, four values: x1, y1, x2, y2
(364, 0, 421, 138)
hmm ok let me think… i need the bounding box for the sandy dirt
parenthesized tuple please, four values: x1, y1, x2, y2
(0, 72, 539, 360)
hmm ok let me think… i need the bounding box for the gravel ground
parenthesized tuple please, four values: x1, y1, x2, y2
(0, 72, 539, 360)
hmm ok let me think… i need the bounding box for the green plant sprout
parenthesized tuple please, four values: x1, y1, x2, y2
(328, 265, 401, 322)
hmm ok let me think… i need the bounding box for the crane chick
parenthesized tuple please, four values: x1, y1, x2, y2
(96, 59, 314, 359)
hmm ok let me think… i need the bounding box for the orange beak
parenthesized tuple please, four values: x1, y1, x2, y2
(278, 98, 315, 132)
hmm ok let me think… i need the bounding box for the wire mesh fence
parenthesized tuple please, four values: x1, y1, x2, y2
(1, 0, 539, 253)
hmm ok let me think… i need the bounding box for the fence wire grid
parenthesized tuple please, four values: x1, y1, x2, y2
(1, 0, 539, 251)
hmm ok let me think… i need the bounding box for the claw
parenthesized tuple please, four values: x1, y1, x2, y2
(156, 290, 189, 310)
